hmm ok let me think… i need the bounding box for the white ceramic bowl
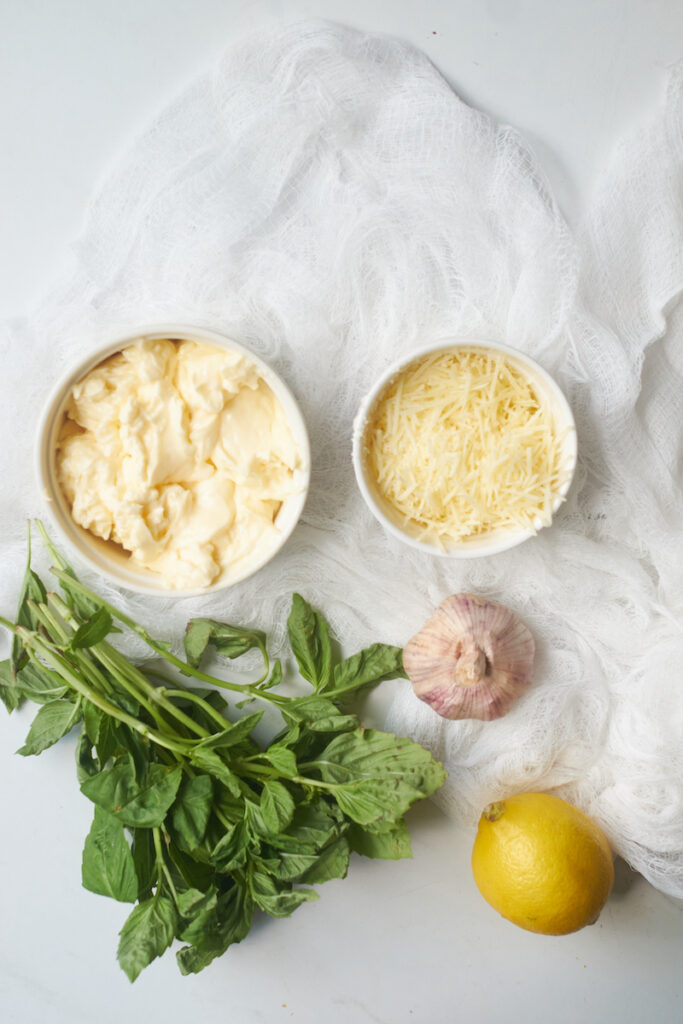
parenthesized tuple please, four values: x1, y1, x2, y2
(352, 339, 577, 557)
(37, 324, 311, 596)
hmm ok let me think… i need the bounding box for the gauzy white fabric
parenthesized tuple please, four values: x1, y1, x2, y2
(1, 21, 682, 897)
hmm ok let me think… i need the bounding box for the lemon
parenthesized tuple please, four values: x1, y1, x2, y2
(471, 792, 614, 935)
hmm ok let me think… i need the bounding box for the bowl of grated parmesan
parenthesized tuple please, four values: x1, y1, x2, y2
(352, 340, 577, 556)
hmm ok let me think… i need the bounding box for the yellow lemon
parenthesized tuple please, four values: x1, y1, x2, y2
(471, 792, 614, 935)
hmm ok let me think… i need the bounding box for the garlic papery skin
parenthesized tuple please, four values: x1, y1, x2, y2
(402, 594, 535, 721)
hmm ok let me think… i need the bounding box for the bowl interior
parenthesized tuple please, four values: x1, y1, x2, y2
(37, 326, 311, 595)
(353, 340, 577, 558)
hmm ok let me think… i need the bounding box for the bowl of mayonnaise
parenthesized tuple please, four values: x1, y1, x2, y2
(37, 325, 311, 595)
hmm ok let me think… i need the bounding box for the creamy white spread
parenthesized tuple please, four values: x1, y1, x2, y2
(56, 339, 304, 589)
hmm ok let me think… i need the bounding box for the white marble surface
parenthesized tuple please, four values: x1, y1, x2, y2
(1, 2, 682, 1022)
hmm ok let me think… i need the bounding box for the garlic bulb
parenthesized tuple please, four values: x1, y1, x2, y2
(403, 594, 535, 721)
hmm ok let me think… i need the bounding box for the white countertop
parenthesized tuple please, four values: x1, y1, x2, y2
(1, 3, 682, 1022)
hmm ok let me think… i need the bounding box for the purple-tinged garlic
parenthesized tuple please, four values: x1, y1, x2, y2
(403, 594, 535, 721)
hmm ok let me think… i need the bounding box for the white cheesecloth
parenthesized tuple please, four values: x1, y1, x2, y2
(1, 21, 682, 897)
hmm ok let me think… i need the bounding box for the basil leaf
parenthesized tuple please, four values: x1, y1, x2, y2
(280, 696, 341, 726)
(287, 594, 333, 691)
(176, 885, 252, 975)
(171, 774, 214, 850)
(167, 839, 214, 892)
(81, 758, 182, 828)
(315, 728, 447, 796)
(81, 806, 138, 903)
(69, 608, 113, 650)
(83, 701, 102, 744)
(117, 895, 177, 982)
(299, 836, 350, 884)
(177, 888, 219, 944)
(17, 699, 81, 756)
(132, 829, 156, 901)
(267, 801, 345, 854)
(75, 733, 100, 784)
(193, 711, 264, 751)
(260, 745, 297, 778)
(177, 886, 217, 919)
(0, 659, 22, 712)
(307, 714, 359, 733)
(250, 872, 318, 919)
(347, 818, 412, 859)
(112, 723, 148, 779)
(326, 644, 405, 704)
(259, 658, 282, 691)
(260, 781, 295, 834)
(256, 849, 319, 882)
(310, 728, 446, 825)
(11, 661, 68, 705)
(211, 822, 250, 872)
(189, 750, 242, 797)
(184, 618, 267, 668)
(331, 780, 424, 825)
(95, 714, 117, 767)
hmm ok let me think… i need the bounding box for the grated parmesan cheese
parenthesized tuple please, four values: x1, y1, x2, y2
(363, 348, 569, 546)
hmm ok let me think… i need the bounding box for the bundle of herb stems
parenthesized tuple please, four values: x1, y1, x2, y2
(0, 524, 446, 980)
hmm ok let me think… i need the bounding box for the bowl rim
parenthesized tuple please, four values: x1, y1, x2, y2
(351, 337, 578, 558)
(36, 322, 311, 597)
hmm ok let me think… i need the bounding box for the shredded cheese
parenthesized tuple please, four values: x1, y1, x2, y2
(364, 348, 569, 546)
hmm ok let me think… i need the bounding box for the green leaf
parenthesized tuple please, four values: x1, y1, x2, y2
(330, 780, 421, 826)
(81, 806, 138, 902)
(171, 774, 214, 850)
(192, 711, 264, 752)
(315, 728, 446, 793)
(0, 660, 22, 712)
(287, 594, 333, 691)
(308, 714, 359, 733)
(250, 872, 318, 918)
(326, 644, 405, 704)
(68, 607, 113, 650)
(176, 885, 252, 975)
(267, 801, 346, 854)
(76, 732, 100, 783)
(259, 658, 282, 691)
(260, 781, 295, 834)
(81, 758, 182, 828)
(132, 829, 156, 901)
(95, 714, 117, 767)
(262, 834, 350, 885)
(177, 888, 219, 944)
(167, 839, 215, 892)
(112, 722, 148, 779)
(177, 886, 217, 919)
(311, 728, 446, 825)
(17, 699, 81, 756)
(189, 749, 242, 797)
(260, 745, 298, 777)
(210, 822, 250, 872)
(117, 895, 177, 982)
(184, 618, 267, 668)
(280, 696, 341, 726)
(347, 818, 412, 860)
(256, 849, 319, 882)
(83, 701, 102, 744)
(11, 660, 68, 705)
(299, 836, 350, 884)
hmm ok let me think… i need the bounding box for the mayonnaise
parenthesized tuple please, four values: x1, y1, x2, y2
(56, 339, 305, 589)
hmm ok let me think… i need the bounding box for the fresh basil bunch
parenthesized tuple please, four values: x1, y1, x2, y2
(0, 525, 446, 981)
